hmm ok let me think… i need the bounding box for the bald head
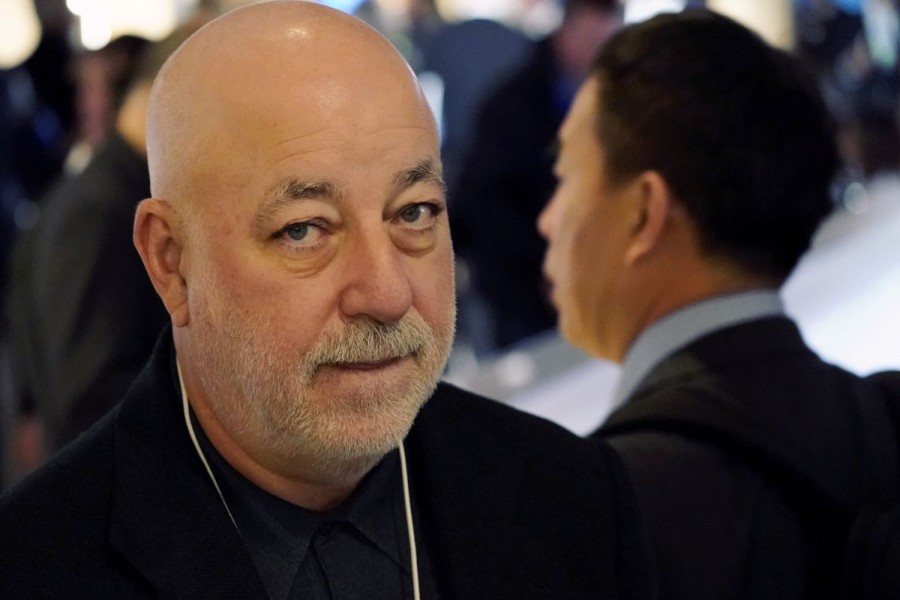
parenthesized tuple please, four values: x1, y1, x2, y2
(146, 0, 436, 206)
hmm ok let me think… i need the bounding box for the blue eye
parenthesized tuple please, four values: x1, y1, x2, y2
(400, 205, 428, 223)
(273, 219, 328, 254)
(285, 223, 310, 241)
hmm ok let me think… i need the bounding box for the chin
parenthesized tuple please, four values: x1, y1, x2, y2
(266, 373, 432, 468)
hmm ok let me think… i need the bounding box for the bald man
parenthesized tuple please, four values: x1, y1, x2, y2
(0, 3, 654, 598)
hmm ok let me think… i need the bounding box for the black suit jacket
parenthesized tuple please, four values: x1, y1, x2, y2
(0, 333, 656, 599)
(596, 317, 900, 600)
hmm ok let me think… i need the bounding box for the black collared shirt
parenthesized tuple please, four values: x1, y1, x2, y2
(193, 415, 439, 600)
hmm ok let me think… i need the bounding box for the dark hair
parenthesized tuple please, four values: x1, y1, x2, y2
(563, 0, 620, 19)
(98, 35, 151, 111)
(591, 10, 840, 281)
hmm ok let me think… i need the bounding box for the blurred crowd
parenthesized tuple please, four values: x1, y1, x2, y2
(1, 0, 900, 486)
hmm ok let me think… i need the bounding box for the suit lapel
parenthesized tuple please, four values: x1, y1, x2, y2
(406, 384, 525, 599)
(106, 336, 267, 599)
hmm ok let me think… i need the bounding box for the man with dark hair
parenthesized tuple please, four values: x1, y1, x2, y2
(539, 10, 900, 599)
(0, 3, 654, 597)
(453, 0, 621, 351)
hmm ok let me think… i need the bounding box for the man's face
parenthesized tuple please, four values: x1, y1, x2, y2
(180, 70, 456, 477)
(538, 77, 633, 360)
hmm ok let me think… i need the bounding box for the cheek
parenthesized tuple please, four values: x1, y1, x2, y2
(410, 240, 456, 331)
(194, 252, 330, 349)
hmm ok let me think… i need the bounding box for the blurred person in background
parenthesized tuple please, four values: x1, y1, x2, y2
(6, 15, 212, 468)
(453, 0, 621, 353)
(538, 10, 900, 599)
(19, 0, 76, 181)
(64, 35, 150, 174)
(838, 91, 900, 181)
(418, 12, 532, 209)
(1, 0, 77, 299)
(0, 0, 78, 487)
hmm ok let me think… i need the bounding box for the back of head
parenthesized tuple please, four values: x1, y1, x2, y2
(563, 0, 619, 19)
(590, 9, 839, 281)
(555, 0, 622, 82)
(102, 35, 152, 111)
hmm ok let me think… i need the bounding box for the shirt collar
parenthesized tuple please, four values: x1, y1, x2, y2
(613, 289, 784, 407)
(192, 414, 409, 600)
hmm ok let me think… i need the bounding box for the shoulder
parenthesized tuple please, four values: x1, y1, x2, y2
(865, 370, 900, 400)
(412, 383, 658, 599)
(420, 382, 599, 456)
(606, 428, 760, 505)
(417, 382, 639, 536)
(38, 137, 147, 236)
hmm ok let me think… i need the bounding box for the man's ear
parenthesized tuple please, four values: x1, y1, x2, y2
(134, 199, 190, 327)
(625, 171, 675, 266)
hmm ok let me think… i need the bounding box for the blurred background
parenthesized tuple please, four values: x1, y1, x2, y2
(1, 0, 899, 481)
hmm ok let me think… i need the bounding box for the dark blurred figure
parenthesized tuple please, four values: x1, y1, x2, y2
(0, 68, 41, 296)
(839, 90, 900, 180)
(1, 1, 78, 276)
(1, 1, 76, 322)
(538, 10, 900, 599)
(6, 17, 211, 465)
(407, 0, 445, 68)
(1, 48, 75, 487)
(452, 0, 620, 352)
(2, 33, 149, 306)
(66, 35, 150, 173)
(419, 18, 531, 198)
(21, 0, 76, 179)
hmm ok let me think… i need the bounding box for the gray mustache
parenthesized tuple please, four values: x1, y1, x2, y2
(304, 315, 435, 370)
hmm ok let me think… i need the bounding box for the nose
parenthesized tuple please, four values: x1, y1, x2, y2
(537, 193, 557, 240)
(338, 228, 413, 324)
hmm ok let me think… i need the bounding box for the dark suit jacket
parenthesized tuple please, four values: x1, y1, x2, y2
(595, 317, 900, 600)
(7, 132, 169, 449)
(0, 332, 656, 599)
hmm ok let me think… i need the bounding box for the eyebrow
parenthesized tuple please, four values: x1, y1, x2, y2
(392, 157, 446, 195)
(255, 157, 445, 226)
(255, 178, 340, 227)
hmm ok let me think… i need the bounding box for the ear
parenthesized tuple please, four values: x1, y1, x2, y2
(625, 171, 675, 266)
(133, 199, 190, 327)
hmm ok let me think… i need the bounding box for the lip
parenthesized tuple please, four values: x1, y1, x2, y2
(332, 356, 407, 371)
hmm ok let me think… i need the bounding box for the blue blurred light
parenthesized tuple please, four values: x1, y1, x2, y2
(833, 0, 863, 15)
(318, 0, 368, 14)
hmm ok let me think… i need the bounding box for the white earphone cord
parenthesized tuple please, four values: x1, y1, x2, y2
(398, 440, 421, 600)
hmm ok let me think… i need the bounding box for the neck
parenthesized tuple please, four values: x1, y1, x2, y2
(178, 361, 376, 512)
(201, 404, 373, 510)
(617, 261, 779, 362)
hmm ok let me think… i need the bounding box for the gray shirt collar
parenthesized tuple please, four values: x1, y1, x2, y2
(613, 290, 784, 408)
